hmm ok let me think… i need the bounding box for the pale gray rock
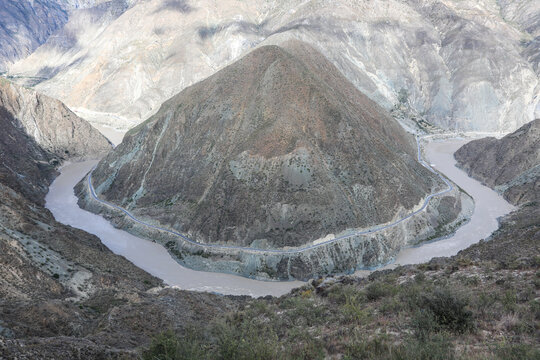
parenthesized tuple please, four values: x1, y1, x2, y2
(8, 0, 540, 132)
(0, 0, 68, 72)
(0, 78, 111, 160)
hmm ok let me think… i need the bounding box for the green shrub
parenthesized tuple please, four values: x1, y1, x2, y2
(365, 282, 397, 301)
(501, 290, 518, 312)
(495, 343, 540, 360)
(342, 290, 370, 323)
(421, 288, 474, 334)
(286, 336, 325, 360)
(394, 334, 454, 360)
(142, 329, 207, 360)
(345, 334, 454, 360)
(328, 285, 363, 305)
(411, 310, 440, 340)
(214, 316, 279, 360)
(345, 336, 392, 359)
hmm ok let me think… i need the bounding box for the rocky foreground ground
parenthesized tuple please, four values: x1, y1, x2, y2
(2, 188, 538, 359)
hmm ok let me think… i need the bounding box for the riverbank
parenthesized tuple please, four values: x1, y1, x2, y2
(373, 139, 515, 269)
(75, 134, 472, 280)
(47, 135, 516, 289)
(46, 160, 304, 297)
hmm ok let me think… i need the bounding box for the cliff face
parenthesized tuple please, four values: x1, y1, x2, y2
(0, 105, 56, 205)
(0, 78, 111, 161)
(0, 78, 111, 205)
(454, 119, 540, 206)
(8, 0, 539, 132)
(88, 42, 441, 249)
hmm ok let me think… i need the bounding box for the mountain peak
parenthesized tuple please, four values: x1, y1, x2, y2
(89, 41, 441, 249)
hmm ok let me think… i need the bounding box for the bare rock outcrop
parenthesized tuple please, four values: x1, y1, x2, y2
(455, 119, 540, 205)
(0, 78, 111, 161)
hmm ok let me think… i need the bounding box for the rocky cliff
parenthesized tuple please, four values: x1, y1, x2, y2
(8, 0, 540, 132)
(454, 119, 540, 206)
(0, 78, 111, 161)
(78, 42, 471, 279)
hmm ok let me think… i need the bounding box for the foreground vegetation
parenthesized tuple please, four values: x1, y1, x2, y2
(142, 207, 539, 359)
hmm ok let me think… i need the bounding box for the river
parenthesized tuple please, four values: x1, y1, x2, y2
(378, 139, 514, 268)
(45, 135, 515, 296)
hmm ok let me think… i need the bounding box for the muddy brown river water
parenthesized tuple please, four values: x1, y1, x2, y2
(45, 136, 514, 296)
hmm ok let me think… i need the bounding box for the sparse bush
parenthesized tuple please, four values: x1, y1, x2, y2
(213, 314, 279, 360)
(328, 285, 363, 305)
(280, 295, 325, 326)
(411, 309, 440, 340)
(345, 334, 454, 360)
(394, 334, 454, 360)
(345, 335, 391, 359)
(365, 281, 396, 301)
(142, 329, 207, 360)
(422, 288, 474, 334)
(501, 290, 518, 312)
(495, 343, 540, 360)
(415, 272, 426, 283)
(286, 333, 325, 360)
(342, 290, 370, 324)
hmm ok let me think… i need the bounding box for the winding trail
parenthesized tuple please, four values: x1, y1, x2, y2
(86, 136, 454, 254)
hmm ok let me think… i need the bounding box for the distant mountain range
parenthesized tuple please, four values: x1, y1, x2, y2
(3, 0, 540, 132)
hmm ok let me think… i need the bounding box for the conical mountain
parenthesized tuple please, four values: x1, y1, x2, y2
(89, 41, 441, 248)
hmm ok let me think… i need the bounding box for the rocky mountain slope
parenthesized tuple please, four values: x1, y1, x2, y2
(455, 119, 540, 206)
(8, 0, 540, 132)
(136, 150, 539, 360)
(0, 159, 240, 359)
(0, 77, 110, 206)
(0, 68, 535, 359)
(0, 78, 111, 161)
(78, 41, 470, 279)
(0, 73, 243, 359)
(0, 0, 68, 73)
(136, 129, 540, 359)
